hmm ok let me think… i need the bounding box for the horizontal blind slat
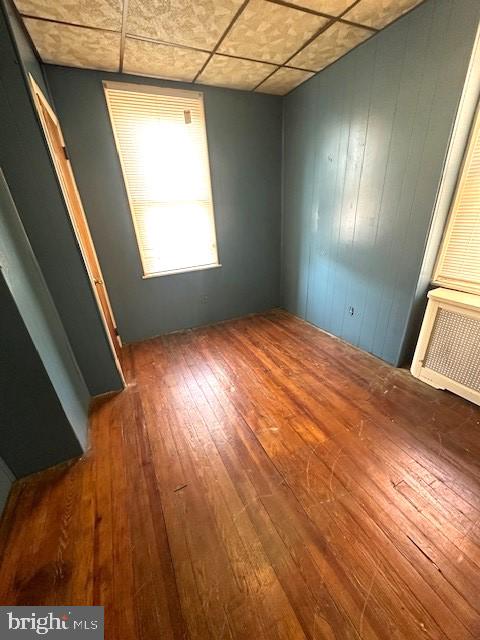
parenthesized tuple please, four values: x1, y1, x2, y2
(105, 85, 218, 276)
(435, 104, 480, 291)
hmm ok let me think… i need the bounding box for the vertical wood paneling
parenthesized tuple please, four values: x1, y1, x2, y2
(375, 0, 453, 364)
(369, 1, 442, 362)
(281, 86, 317, 318)
(349, 28, 405, 352)
(282, 0, 480, 365)
(314, 62, 352, 334)
(320, 42, 376, 343)
(357, 12, 429, 359)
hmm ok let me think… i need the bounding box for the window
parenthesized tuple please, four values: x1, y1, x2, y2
(104, 82, 219, 277)
(433, 102, 480, 294)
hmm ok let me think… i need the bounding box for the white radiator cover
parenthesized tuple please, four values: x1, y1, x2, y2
(411, 288, 480, 406)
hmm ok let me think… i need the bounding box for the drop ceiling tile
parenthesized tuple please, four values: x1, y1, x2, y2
(197, 54, 277, 91)
(290, 21, 371, 71)
(344, 0, 424, 29)
(24, 18, 120, 71)
(124, 38, 209, 81)
(126, 0, 244, 50)
(14, 0, 122, 31)
(287, 0, 355, 17)
(218, 0, 328, 65)
(256, 67, 314, 95)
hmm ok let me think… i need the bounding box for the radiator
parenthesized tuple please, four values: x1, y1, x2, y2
(411, 288, 480, 406)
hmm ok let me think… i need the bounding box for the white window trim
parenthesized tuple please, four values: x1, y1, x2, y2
(432, 99, 480, 295)
(103, 81, 220, 278)
(418, 21, 480, 299)
(412, 21, 480, 312)
(142, 263, 222, 279)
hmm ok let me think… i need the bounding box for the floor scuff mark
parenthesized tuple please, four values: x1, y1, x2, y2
(359, 562, 379, 638)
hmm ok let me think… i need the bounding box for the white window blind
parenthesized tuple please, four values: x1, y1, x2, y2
(434, 103, 480, 294)
(104, 82, 219, 277)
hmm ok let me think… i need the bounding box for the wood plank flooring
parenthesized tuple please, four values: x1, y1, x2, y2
(1, 310, 480, 639)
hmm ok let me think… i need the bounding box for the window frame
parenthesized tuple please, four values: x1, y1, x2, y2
(103, 81, 220, 279)
(432, 99, 480, 295)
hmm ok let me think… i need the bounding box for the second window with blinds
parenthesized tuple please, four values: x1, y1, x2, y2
(433, 101, 480, 295)
(104, 82, 219, 278)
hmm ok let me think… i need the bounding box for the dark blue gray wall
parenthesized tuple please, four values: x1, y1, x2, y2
(282, 0, 480, 366)
(0, 169, 90, 457)
(0, 274, 82, 477)
(45, 67, 283, 343)
(2, 0, 49, 98)
(0, 0, 123, 394)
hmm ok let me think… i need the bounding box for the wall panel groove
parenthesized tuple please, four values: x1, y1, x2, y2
(282, 0, 480, 365)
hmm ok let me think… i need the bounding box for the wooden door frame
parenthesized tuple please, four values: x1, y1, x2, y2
(29, 74, 125, 388)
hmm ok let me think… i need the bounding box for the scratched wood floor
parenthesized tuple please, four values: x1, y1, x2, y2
(1, 310, 480, 639)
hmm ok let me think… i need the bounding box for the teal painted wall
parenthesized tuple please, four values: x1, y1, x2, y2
(282, 0, 480, 365)
(0, 1, 123, 394)
(0, 274, 82, 477)
(45, 67, 283, 343)
(2, 0, 49, 98)
(0, 169, 89, 458)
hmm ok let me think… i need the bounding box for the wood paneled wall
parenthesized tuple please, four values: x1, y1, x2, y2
(282, 0, 480, 365)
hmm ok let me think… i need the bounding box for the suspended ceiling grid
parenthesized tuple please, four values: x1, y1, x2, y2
(15, 0, 425, 95)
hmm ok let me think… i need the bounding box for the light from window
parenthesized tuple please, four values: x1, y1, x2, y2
(434, 103, 480, 294)
(104, 82, 219, 277)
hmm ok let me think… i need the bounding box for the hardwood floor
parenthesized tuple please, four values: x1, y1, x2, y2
(1, 310, 480, 639)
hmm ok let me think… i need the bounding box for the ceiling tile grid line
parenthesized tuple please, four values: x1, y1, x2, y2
(16, 13, 320, 73)
(18, 12, 120, 33)
(15, 0, 429, 95)
(283, 0, 426, 89)
(281, 0, 363, 67)
(118, 0, 129, 71)
(120, 32, 320, 72)
(124, 38, 211, 83)
(265, 0, 357, 20)
(215, 0, 329, 65)
(125, 0, 247, 50)
(15, 0, 124, 30)
(16, 4, 379, 36)
(19, 13, 320, 72)
(252, 65, 280, 92)
(264, 0, 378, 31)
(192, 0, 251, 83)
(197, 54, 278, 91)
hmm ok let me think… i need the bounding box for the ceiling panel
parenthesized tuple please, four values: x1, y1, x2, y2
(197, 54, 277, 91)
(344, 0, 424, 29)
(14, 0, 123, 31)
(218, 0, 327, 65)
(256, 67, 314, 95)
(24, 18, 121, 71)
(125, 0, 244, 50)
(290, 21, 371, 72)
(287, 0, 355, 17)
(124, 38, 209, 82)
(15, 0, 428, 94)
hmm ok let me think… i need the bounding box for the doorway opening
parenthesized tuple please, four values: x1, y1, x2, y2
(29, 75, 124, 385)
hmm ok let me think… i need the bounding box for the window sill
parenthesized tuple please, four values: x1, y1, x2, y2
(142, 263, 222, 279)
(431, 279, 480, 297)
